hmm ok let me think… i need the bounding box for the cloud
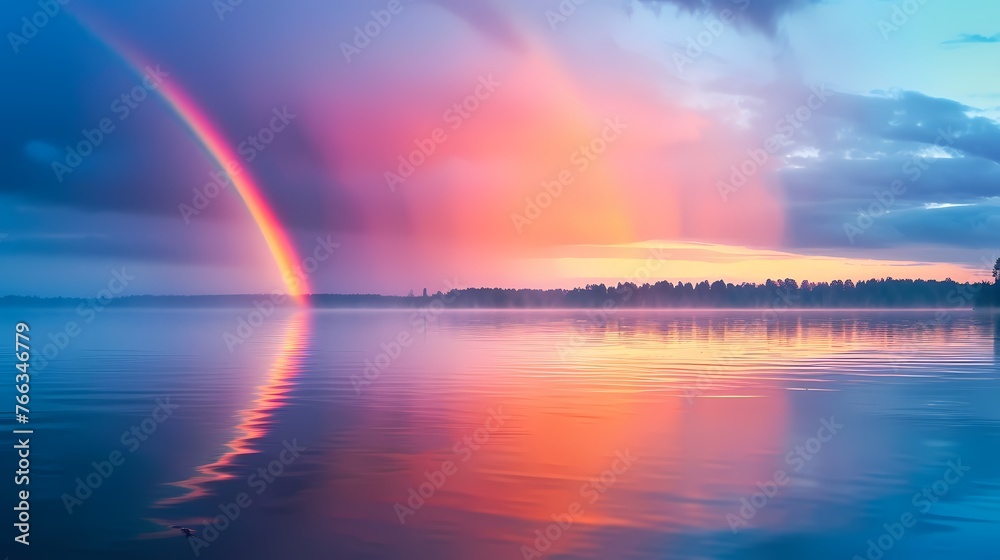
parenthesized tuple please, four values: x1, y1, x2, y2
(638, 0, 821, 35)
(804, 90, 1000, 163)
(942, 33, 1000, 45)
(4, 0, 998, 293)
(760, 89, 1000, 250)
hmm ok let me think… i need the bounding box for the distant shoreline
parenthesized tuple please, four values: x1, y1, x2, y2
(5, 277, 1000, 310)
(0, 300, 986, 311)
(1, 297, 995, 311)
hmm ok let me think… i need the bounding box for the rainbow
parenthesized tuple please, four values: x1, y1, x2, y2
(71, 13, 309, 302)
(156, 82, 311, 302)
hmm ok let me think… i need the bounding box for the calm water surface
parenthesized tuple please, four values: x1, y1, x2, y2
(4, 308, 999, 559)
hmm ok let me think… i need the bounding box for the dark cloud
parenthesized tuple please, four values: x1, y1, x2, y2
(639, 0, 821, 35)
(884, 204, 1000, 247)
(823, 91, 1000, 163)
(0, 231, 222, 263)
(762, 89, 1000, 251)
(0, 193, 258, 265)
(0, 2, 362, 235)
(781, 156, 1000, 208)
(780, 160, 1000, 249)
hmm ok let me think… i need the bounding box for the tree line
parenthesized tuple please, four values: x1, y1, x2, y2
(5, 260, 999, 309)
(401, 277, 996, 309)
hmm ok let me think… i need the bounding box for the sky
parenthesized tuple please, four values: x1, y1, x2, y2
(1, 0, 999, 297)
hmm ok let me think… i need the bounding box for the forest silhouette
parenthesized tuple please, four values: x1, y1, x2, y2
(6, 262, 1000, 310)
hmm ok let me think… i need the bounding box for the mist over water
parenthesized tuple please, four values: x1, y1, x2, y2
(5, 308, 999, 559)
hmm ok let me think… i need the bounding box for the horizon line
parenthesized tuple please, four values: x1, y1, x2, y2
(2, 273, 996, 302)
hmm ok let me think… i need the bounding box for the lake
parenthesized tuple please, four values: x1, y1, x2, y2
(4, 308, 999, 559)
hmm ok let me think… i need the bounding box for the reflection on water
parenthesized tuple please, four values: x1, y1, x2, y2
(155, 312, 310, 507)
(5, 309, 1000, 559)
(136, 311, 312, 543)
